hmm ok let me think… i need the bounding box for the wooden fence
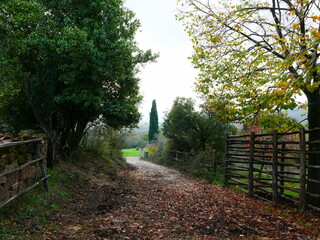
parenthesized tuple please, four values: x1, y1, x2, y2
(170, 150, 217, 171)
(0, 138, 49, 209)
(225, 128, 320, 211)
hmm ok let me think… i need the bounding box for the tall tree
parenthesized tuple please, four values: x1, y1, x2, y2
(0, 0, 157, 166)
(148, 99, 159, 143)
(178, 0, 320, 206)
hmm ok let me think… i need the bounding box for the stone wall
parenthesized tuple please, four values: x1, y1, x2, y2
(0, 139, 47, 205)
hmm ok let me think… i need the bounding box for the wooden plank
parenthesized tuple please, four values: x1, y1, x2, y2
(253, 159, 273, 165)
(278, 149, 300, 153)
(228, 145, 250, 149)
(278, 141, 300, 144)
(307, 179, 320, 184)
(299, 128, 307, 211)
(308, 140, 320, 144)
(278, 162, 300, 167)
(252, 167, 272, 175)
(248, 132, 255, 197)
(279, 194, 299, 204)
(307, 204, 320, 212)
(307, 165, 320, 169)
(225, 159, 249, 164)
(278, 185, 300, 193)
(227, 153, 250, 158)
(0, 157, 45, 178)
(0, 138, 42, 148)
(277, 156, 300, 160)
(277, 173, 300, 181)
(277, 131, 300, 136)
(277, 171, 300, 176)
(254, 186, 273, 194)
(253, 154, 273, 158)
(255, 184, 272, 188)
(255, 195, 272, 202)
(0, 175, 50, 209)
(272, 131, 279, 203)
(228, 134, 251, 139)
(306, 192, 320, 198)
(225, 174, 249, 179)
(36, 142, 49, 192)
(229, 177, 249, 186)
(307, 151, 320, 154)
(279, 143, 286, 195)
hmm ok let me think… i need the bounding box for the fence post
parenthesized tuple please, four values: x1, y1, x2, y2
(224, 136, 229, 186)
(272, 130, 279, 203)
(299, 128, 307, 211)
(279, 143, 286, 195)
(248, 132, 255, 197)
(36, 141, 49, 192)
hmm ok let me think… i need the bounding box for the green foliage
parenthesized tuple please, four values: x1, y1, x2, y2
(0, 167, 74, 239)
(162, 97, 234, 153)
(81, 123, 126, 168)
(121, 148, 140, 157)
(0, 0, 157, 164)
(156, 97, 235, 182)
(148, 99, 159, 143)
(178, 0, 320, 206)
(177, 0, 320, 130)
(162, 97, 196, 152)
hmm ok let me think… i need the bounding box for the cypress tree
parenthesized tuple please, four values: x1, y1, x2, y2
(148, 100, 159, 143)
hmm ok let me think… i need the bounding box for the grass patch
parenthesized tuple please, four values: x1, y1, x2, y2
(122, 148, 140, 157)
(0, 167, 75, 240)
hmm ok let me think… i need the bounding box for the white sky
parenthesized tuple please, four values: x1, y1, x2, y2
(124, 0, 199, 123)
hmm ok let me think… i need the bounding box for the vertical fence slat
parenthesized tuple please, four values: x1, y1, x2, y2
(279, 143, 286, 195)
(299, 128, 307, 211)
(224, 147, 228, 185)
(36, 141, 49, 192)
(248, 132, 255, 197)
(272, 130, 279, 203)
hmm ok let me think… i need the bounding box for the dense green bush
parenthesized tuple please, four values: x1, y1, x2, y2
(81, 123, 126, 168)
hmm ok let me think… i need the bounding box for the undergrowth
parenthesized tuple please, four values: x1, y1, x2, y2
(0, 167, 75, 240)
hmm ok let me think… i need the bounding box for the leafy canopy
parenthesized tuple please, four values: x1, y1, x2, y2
(178, 0, 320, 130)
(0, 0, 157, 163)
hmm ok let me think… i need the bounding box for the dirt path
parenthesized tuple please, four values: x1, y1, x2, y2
(43, 157, 320, 240)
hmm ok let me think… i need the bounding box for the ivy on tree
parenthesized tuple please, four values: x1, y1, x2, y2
(148, 100, 159, 143)
(0, 0, 157, 166)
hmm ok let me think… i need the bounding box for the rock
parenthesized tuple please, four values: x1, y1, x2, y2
(18, 181, 27, 192)
(17, 155, 27, 165)
(0, 157, 8, 165)
(6, 172, 19, 187)
(4, 161, 19, 173)
(19, 144, 27, 154)
(6, 152, 15, 164)
(0, 176, 7, 184)
(21, 166, 34, 179)
(0, 185, 5, 196)
(25, 153, 33, 162)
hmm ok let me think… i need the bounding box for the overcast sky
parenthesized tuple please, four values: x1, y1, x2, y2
(124, 0, 199, 123)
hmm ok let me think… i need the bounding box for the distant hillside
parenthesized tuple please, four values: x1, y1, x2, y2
(132, 122, 149, 136)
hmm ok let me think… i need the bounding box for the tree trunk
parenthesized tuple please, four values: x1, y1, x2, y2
(306, 91, 320, 207)
(67, 120, 88, 161)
